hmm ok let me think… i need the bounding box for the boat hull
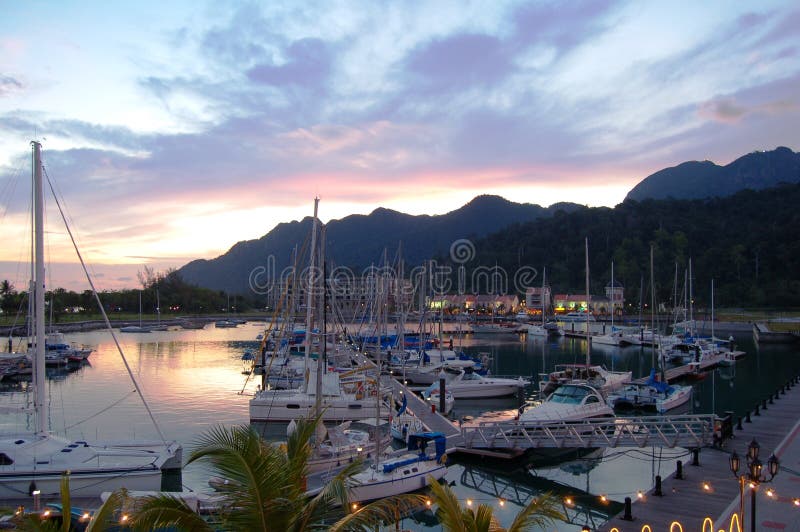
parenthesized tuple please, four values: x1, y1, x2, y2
(348, 463, 446, 502)
(249, 393, 389, 422)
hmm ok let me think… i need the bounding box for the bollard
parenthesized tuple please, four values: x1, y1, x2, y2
(676, 460, 684, 480)
(654, 475, 663, 496)
(745, 411, 752, 423)
(692, 449, 700, 466)
(754, 404, 760, 416)
(762, 399, 768, 410)
(622, 497, 633, 521)
(737, 416, 743, 430)
(769, 394, 774, 404)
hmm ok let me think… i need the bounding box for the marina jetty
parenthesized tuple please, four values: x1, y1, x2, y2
(601, 373, 800, 531)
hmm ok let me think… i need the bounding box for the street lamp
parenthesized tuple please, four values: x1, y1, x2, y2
(729, 438, 779, 532)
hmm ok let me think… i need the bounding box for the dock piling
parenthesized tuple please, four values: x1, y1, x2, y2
(737, 416, 743, 430)
(622, 497, 633, 521)
(692, 449, 700, 466)
(676, 460, 684, 480)
(654, 475, 663, 496)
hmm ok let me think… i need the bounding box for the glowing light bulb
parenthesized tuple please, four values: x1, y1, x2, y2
(600, 495, 607, 503)
(637, 491, 644, 499)
(351, 503, 358, 511)
(467, 499, 473, 507)
(565, 497, 573, 506)
(499, 498, 505, 507)
(703, 482, 711, 491)
(766, 488, 774, 498)
(426, 499, 432, 507)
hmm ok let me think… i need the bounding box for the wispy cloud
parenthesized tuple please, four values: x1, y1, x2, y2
(0, 1, 797, 287)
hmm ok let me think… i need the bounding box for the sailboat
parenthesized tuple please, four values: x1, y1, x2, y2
(0, 142, 181, 498)
(592, 262, 629, 347)
(523, 267, 561, 337)
(346, 336, 447, 501)
(120, 291, 151, 333)
(249, 199, 389, 422)
(539, 239, 630, 397)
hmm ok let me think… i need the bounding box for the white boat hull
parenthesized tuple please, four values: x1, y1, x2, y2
(348, 461, 446, 502)
(249, 392, 389, 422)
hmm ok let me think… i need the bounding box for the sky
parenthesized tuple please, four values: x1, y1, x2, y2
(0, 0, 798, 291)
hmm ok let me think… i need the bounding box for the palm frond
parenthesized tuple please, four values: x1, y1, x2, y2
(428, 478, 468, 532)
(129, 494, 213, 532)
(86, 488, 125, 532)
(328, 494, 428, 532)
(58, 474, 71, 532)
(504, 492, 564, 532)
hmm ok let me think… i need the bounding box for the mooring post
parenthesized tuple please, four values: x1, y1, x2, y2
(692, 448, 700, 466)
(622, 497, 633, 521)
(745, 411, 751, 423)
(654, 475, 663, 496)
(676, 460, 684, 480)
(737, 416, 743, 430)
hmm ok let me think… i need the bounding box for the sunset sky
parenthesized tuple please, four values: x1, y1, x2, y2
(1, 1, 798, 290)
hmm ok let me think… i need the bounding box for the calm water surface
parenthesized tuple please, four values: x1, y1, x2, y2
(2, 322, 798, 530)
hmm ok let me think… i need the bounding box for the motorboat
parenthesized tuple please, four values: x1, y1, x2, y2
(605, 370, 693, 414)
(427, 366, 528, 399)
(518, 383, 614, 423)
(539, 364, 631, 398)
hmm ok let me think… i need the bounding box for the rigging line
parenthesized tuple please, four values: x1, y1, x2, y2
(44, 170, 169, 444)
(63, 389, 138, 430)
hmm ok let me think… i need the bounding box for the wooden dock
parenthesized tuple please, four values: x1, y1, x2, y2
(631, 353, 739, 384)
(601, 373, 800, 531)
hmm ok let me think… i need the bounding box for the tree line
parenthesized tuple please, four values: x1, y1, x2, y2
(0, 268, 264, 322)
(439, 183, 800, 310)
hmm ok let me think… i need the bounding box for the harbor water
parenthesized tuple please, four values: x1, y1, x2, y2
(1, 321, 798, 530)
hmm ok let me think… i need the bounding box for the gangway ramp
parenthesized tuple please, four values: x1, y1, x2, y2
(381, 375, 464, 447)
(457, 414, 715, 454)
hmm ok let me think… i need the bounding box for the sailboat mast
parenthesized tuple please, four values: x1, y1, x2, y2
(650, 245, 657, 371)
(610, 262, 614, 331)
(584, 237, 590, 366)
(304, 198, 319, 392)
(32, 141, 47, 435)
(541, 266, 546, 327)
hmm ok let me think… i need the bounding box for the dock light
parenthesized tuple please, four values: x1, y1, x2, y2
(351, 503, 359, 511)
(564, 497, 573, 506)
(466, 499, 473, 507)
(793, 498, 800, 506)
(498, 498, 505, 507)
(425, 499, 432, 507)
(703, 482, 711, 491)
(766, 488, 775, 498)
(582, 526, 591, 532)
(637, 491, 644, 499)
(599, 494, 607, 503)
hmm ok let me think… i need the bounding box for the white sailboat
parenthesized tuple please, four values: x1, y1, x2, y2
(592, 262, 629, 347)
(249, 199, 389, 423)
(0, 142, 181, 499)
(523, 267, 561, 337)
(120, 291, 151, 333)
(539, 239, 630, 397)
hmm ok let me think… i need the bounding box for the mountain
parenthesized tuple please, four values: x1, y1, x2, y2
(625, 146, 800, 201)
(177, 195, 581, 294)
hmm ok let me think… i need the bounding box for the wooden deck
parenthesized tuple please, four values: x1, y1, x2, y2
(630, 353, 738, 384)
(601, 373, 800, 531)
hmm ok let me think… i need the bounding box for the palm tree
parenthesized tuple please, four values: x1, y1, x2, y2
(427, 476, 563, 532)
(126, 414, 426, 531)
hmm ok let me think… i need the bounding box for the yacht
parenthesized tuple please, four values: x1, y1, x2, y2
(539, 363, 630, 398)
(426, 366, 528, 399)
(518, 383, 614, 423)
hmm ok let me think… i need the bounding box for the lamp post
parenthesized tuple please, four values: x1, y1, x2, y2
(729, 438, 779, 532)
